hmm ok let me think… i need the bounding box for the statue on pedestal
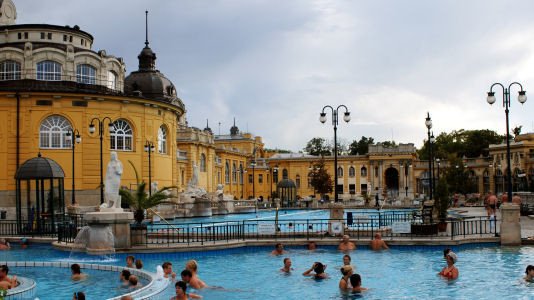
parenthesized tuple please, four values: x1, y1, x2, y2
(103, 151, 123, 210)
(188, 162, 199, 188)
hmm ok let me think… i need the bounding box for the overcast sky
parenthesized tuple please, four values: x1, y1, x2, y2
(16, 0, 534, 152)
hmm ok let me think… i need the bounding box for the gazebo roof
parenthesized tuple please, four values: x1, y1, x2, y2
(15, 153, 65, 179)
(277, 179, 296, 188)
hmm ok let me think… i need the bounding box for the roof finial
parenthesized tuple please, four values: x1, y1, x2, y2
(206, 119, 209, 128)
(145, 10, 149, 47)
(233, 117, 236, 126)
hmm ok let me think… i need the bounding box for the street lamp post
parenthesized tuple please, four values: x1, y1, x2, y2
(425, 112, 434, 200)
(320, 105, 351, 202)
(251, 160, 257, 199)
(436, 158, 441, 180)
(89, 117, 115, 204)
(65, 129, 81, 205)
(144, 141, 155, 196)
(487, 82, 527, 203)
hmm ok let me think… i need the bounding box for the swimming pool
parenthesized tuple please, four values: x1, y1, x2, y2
(1, 243, 533, 299)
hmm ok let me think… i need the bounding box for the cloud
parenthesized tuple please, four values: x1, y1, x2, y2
(15, 0, 534, 151)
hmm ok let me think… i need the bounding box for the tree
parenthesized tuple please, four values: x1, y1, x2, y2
(309, 159, 333, 198)
(119, 161, 176, 224)
(349, 136, 375, 155)
(513, 125, 522, 138)
(304, 137, 331, 156)
(378, 140, 397, 148)
(418, 129, 504, 159)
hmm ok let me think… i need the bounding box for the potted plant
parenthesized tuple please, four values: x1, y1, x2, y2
(119, 161, 176, 225)
(434, 177, 450, 232)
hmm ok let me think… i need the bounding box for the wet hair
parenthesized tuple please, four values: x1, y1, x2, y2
(135, 259, 143, 269)
(162, 262, 172, 269)
(313, 262, 325, 274)
(443, 248, 452, 258)
(526, 265, 534, 274)
(121, 269, 131, 280)
(343, 254, 351, 263)
(175, 281, 187, 293)
(128, 275, 138, 286)
(283, 257, 291, 264)
(71, 264, 81, 274)
(0, 265, 8, 275)
(181, 269, 192, 278)
(74, 291, 85, 300)
(350, 273, 362, 287)
(275, 243, 283, 249)
(340, 265, 352, 276)
(186, 260, 198, 272)
(126, 255, 135, 263)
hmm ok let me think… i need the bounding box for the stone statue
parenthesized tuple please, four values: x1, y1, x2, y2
(216, 184, 224, 201)
(151, 181, 159, 194)
(104, 151, 123, 209)
(188, 162, 199, 188)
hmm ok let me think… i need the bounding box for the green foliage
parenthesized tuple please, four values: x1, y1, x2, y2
(377, 140, 397, 148)
(119, 161, 176, 223)
(304, 137, 332, 156)
(434, 177, 450, 219)
(264, 148, 292, 154)
(513, 125, 522, 137)
(309, 159, 333, 196)
(349, 136, 375, 155)
(418, 129, 504, 159)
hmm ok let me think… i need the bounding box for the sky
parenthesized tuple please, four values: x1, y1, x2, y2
(14, 0, 534, 152)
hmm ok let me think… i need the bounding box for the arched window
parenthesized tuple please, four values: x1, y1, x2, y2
(225, 161, 230, 184)
(361, 167, 367, 177)
(308, 172, 313, 188)
(158, 125, 167, 154)
(76, 64, 96, 84)
(39, 115, 72, 149)
(232, 162, 237, 183)
(110, 119, 133, 151)
(37, 60, 62, 81)
(296, 175, 301, 188)
(337, 167, 344, 177)
(349, 166, 355, 178)
(200, 154, 206, 172)
(0, 60, 21, 80)
(107, 70, 117, 90)
(282, 169, 288, 180)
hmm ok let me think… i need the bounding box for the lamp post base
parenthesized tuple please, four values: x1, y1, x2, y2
(500, 203, 521, 246)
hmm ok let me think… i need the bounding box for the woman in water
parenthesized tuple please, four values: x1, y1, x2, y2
(303, 262, 328, 279)
(524, 265, 534, 282)
(339, 265, 353, 290)
(439, 252, 459, 280)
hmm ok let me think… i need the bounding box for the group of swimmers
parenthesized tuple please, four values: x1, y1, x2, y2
(160, 260, 206, 299)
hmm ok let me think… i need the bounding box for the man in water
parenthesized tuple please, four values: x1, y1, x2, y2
(70, 264, 87, 281)
(126, 255, 135, 268)
(280, 258, 293, 273)
(338, 235, 356, 251)
(370, 233, 389, 251)
(271, 243, 287, 255)
(307, 241, 317, 250)
(162, 262, 176, 279)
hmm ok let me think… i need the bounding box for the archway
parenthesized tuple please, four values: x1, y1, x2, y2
(385, 167, 399, 197)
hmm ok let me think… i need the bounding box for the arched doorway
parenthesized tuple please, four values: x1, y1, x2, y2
(385, 167, 399, 198)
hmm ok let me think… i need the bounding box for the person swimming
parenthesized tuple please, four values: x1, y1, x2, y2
(303, 262, 328, 279)
(339, 265, 353, 290)
(349, 273, 367, 293)
(280, 257, 293, 273)
(524, 265, 534, 282)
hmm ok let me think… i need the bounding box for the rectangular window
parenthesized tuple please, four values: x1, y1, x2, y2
(63, 35, 67, 42)
(36, 100, 52, 106)
(258, 174, 263, 184)
(81, 39, 84, 45)
(349, 184, 356, 194)
(24, 32, 28, 39)
(72, 100, 88, 107)
(47, 33, 52, 40)
(69, 36, 73, 42)
(17, 33, 21, 39)
(248, 174, 253, 184)
(40, 32, 45, 39)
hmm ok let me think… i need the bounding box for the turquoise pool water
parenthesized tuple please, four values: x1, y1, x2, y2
(1, 243, 533, 299)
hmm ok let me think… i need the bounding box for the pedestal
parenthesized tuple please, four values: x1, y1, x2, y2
(84, 211, 134, 250)
(328, 203, 345, 236)
(500, 203, 521, 246)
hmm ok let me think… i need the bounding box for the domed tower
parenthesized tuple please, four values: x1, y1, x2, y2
(124, 11, 185, 111)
